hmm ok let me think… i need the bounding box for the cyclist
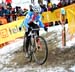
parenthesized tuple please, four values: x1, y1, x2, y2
(19, 5, 48, 58)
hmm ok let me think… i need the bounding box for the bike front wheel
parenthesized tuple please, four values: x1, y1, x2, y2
(33, 36, 48, 65)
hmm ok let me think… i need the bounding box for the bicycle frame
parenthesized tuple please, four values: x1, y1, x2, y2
(28, 28, 39, 51)
(23, 28, 48, 65)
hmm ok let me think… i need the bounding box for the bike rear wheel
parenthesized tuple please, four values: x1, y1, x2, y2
(33, 36, 48, 65)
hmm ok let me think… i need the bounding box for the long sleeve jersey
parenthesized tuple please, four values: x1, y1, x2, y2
(20, 11, 44, 28)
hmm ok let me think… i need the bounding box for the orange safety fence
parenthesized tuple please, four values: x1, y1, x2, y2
(0, 17, 7, 25)
(0, 42, 9, 48)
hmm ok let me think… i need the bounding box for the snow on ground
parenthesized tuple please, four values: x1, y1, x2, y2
(0, 39, 23, 55)
(0, 24, 63, 55)
(0, 66, 68, 72)
(69, 65, 75, 72)
(0, 24, 75, 72)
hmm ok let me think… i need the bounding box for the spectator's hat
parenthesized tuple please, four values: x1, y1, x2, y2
(60, 8, 66, 15)
(48, 2, 52, 7)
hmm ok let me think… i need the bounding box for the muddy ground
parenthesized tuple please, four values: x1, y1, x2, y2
(0, 31, 75, 72)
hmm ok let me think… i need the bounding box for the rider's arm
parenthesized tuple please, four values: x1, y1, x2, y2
(38, 15, 48, 31)
(20, 11, 32, 28)
(38, 15, 44, 28)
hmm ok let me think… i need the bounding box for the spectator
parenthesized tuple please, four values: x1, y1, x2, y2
(67, 0, 74, 4)
(15, 6, 23, 16)
(60, 0, 66, 6)
(18, 7, 24, 16)
(46, 0, 51, 3)
(29, 5, 33, 12)
(4, 5, 11, 22)
(11, 8, 16, 21)
(0, 1, 27, 23)
(52, 3, 57, 10)
(0, 6, 3, 17)
(23, 8, 28, 16)
(57, 1, 62, 8)
(73, 0, 75, 3)
(1, 0, 6, 8)
(47, 2, 53, 12)
(15, 6, 19, 15)
(43, 4, 47, 11)
(40, 4, 47, 13)
(40, 4, 44, 13)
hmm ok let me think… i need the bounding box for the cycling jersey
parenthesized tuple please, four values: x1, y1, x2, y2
(20, 11, 44, 28)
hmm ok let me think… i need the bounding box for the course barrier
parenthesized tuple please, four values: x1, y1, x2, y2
(67, 8, 75, 35)
(0, 4, 75, 48)
(42, 4, 75, 24)
(16, 4, 75, 26)
(0, 17, 7, 25)
(0, 19, 25, 45)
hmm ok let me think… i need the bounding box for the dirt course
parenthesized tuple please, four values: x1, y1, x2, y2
(0, 31, 75, 72)
(8, 31, 75, 71)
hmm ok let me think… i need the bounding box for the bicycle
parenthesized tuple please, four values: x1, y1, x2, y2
(23, 28, 48, 65)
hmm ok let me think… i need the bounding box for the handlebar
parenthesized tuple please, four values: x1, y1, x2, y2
(31, 28, 40, 31)
(28, 28, 39, 36)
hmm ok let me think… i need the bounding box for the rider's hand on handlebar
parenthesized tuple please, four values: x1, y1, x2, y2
(19, 27, 22, 31)
(44, 27, 48, 32)
(28, 27, 32, 31)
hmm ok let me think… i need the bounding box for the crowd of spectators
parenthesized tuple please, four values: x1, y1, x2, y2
(40, 0, 75, 13)
(0, 0, 75, 25)
(0, 2, 28, 24)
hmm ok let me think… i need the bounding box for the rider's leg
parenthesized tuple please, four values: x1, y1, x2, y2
(25, 31, 31, 58)
(25, 32, 31, 53)
(26, 36, 31, 52)
(32, 24, 41, 50)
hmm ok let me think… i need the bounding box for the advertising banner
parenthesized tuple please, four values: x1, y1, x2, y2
(67, 9, 75, 35)
(42, 11, 57, 23)
(0, 19, 25, 44)
(0, 4, 75, 44)
(42, 4, 75, 23)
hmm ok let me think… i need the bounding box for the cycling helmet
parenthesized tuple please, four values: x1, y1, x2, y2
(60, 8, 66, 15)
(32, 5, 41, 13)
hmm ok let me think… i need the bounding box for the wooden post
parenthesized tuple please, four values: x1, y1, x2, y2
(60, 8, 66, 48)
(62, 21, 66, 46)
